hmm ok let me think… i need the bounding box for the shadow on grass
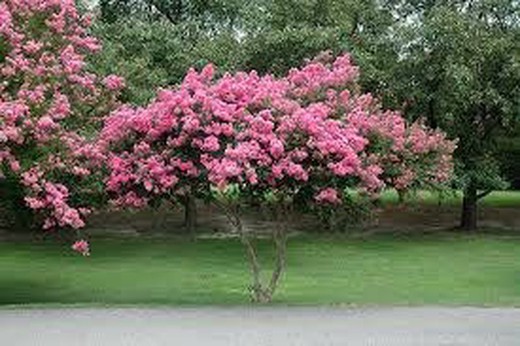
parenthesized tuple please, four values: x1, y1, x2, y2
(0, 278, 66, 305)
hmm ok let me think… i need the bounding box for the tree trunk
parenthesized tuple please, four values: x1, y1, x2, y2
(151, 208, 166, 231)
(223, 205, 266, 302)
(183, 194, 197, 239)
(217, 201, 287, 303)
(268, 205, 288, 297)
(397, 189, 407, 205)
(460, 184, 477, 231)
(324, 210, 337, 232)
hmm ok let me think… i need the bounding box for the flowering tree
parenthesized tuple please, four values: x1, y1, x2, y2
(101, 52, 455, 302)
(0, 0, 124, 241)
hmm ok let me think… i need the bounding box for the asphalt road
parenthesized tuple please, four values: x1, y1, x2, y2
(0, 307, 519, 345)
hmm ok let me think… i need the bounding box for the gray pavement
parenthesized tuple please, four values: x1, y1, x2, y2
(0, 307, 519, 345)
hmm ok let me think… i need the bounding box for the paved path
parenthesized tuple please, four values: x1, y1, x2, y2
(0, 307, 519, 345)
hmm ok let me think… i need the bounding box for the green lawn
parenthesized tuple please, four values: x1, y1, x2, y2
(1, 232, 520, 307)
(379, 189, 520, 207)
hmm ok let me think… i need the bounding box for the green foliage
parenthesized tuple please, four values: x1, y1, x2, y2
(99, 0, 244, 27)
(210, 184, 241, 204)
(91, 0, 398, 104)
(266, 0, 400, 98)
(0, 169, 35, 231)
(497, 134, 520, 189)
(0, 37, 7, 64)
(390, 1, 520, 192)
(90, 18, 245, 105)
(90, 21, 176, 104)
(314, 192, 374, 232)
(241, 27, 342, 76)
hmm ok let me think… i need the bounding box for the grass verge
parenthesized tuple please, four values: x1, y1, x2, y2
(377, 189, 520, 208)
(0, 232, 519, 307)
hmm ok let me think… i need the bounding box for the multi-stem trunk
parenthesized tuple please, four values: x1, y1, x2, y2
(218, 202, 288, 303)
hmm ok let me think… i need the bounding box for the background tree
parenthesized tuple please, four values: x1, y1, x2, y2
(91, 0, 399, 102)
(387, 0, 520, 230)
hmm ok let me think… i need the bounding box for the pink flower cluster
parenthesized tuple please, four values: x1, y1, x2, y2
(101, 53, 455, 209)
(0, 0, 455, 247)
(72, 239, 90, 256)
(315, 188, 342, 205)
(0, 0, 123, 232)
(21, 168, 87, 229)
(102, 75, 126, 91)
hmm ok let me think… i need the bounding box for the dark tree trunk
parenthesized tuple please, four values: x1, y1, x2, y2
(183, 194, 197, 239)
(397, 189, 407, 205)
(460, 184, 477, 231)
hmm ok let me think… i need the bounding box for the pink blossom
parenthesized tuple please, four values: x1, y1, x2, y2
(24, 197, 45, 209)
(72, 240, 90, 256)
(269, 139, 284, 158)
(200, 135, 220, 152)
(99, 52, 454, 229)
(0, 0, 123, 234)
(61, 208, 85, 229)
(23, 40, 43, 54)
(102, 75, 125, 91)
(60, 45, 84, 74)
(315, 188, 342, 205)
(37, 116, 56, 131)
(9, 159, 20, 172)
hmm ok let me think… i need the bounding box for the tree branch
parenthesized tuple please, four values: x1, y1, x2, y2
(268, 204, 288, 296)
(476, 189, 493, 200)
(144, 0, 181, 24)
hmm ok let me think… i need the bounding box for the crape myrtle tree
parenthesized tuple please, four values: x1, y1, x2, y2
(0, 0, 124, 238)
(100, 53, 455, 302)
(90, 0, 405, 234)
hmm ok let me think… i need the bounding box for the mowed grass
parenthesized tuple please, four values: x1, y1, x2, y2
(1, 232, 520, 307)
(379, 189, 520, 208)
